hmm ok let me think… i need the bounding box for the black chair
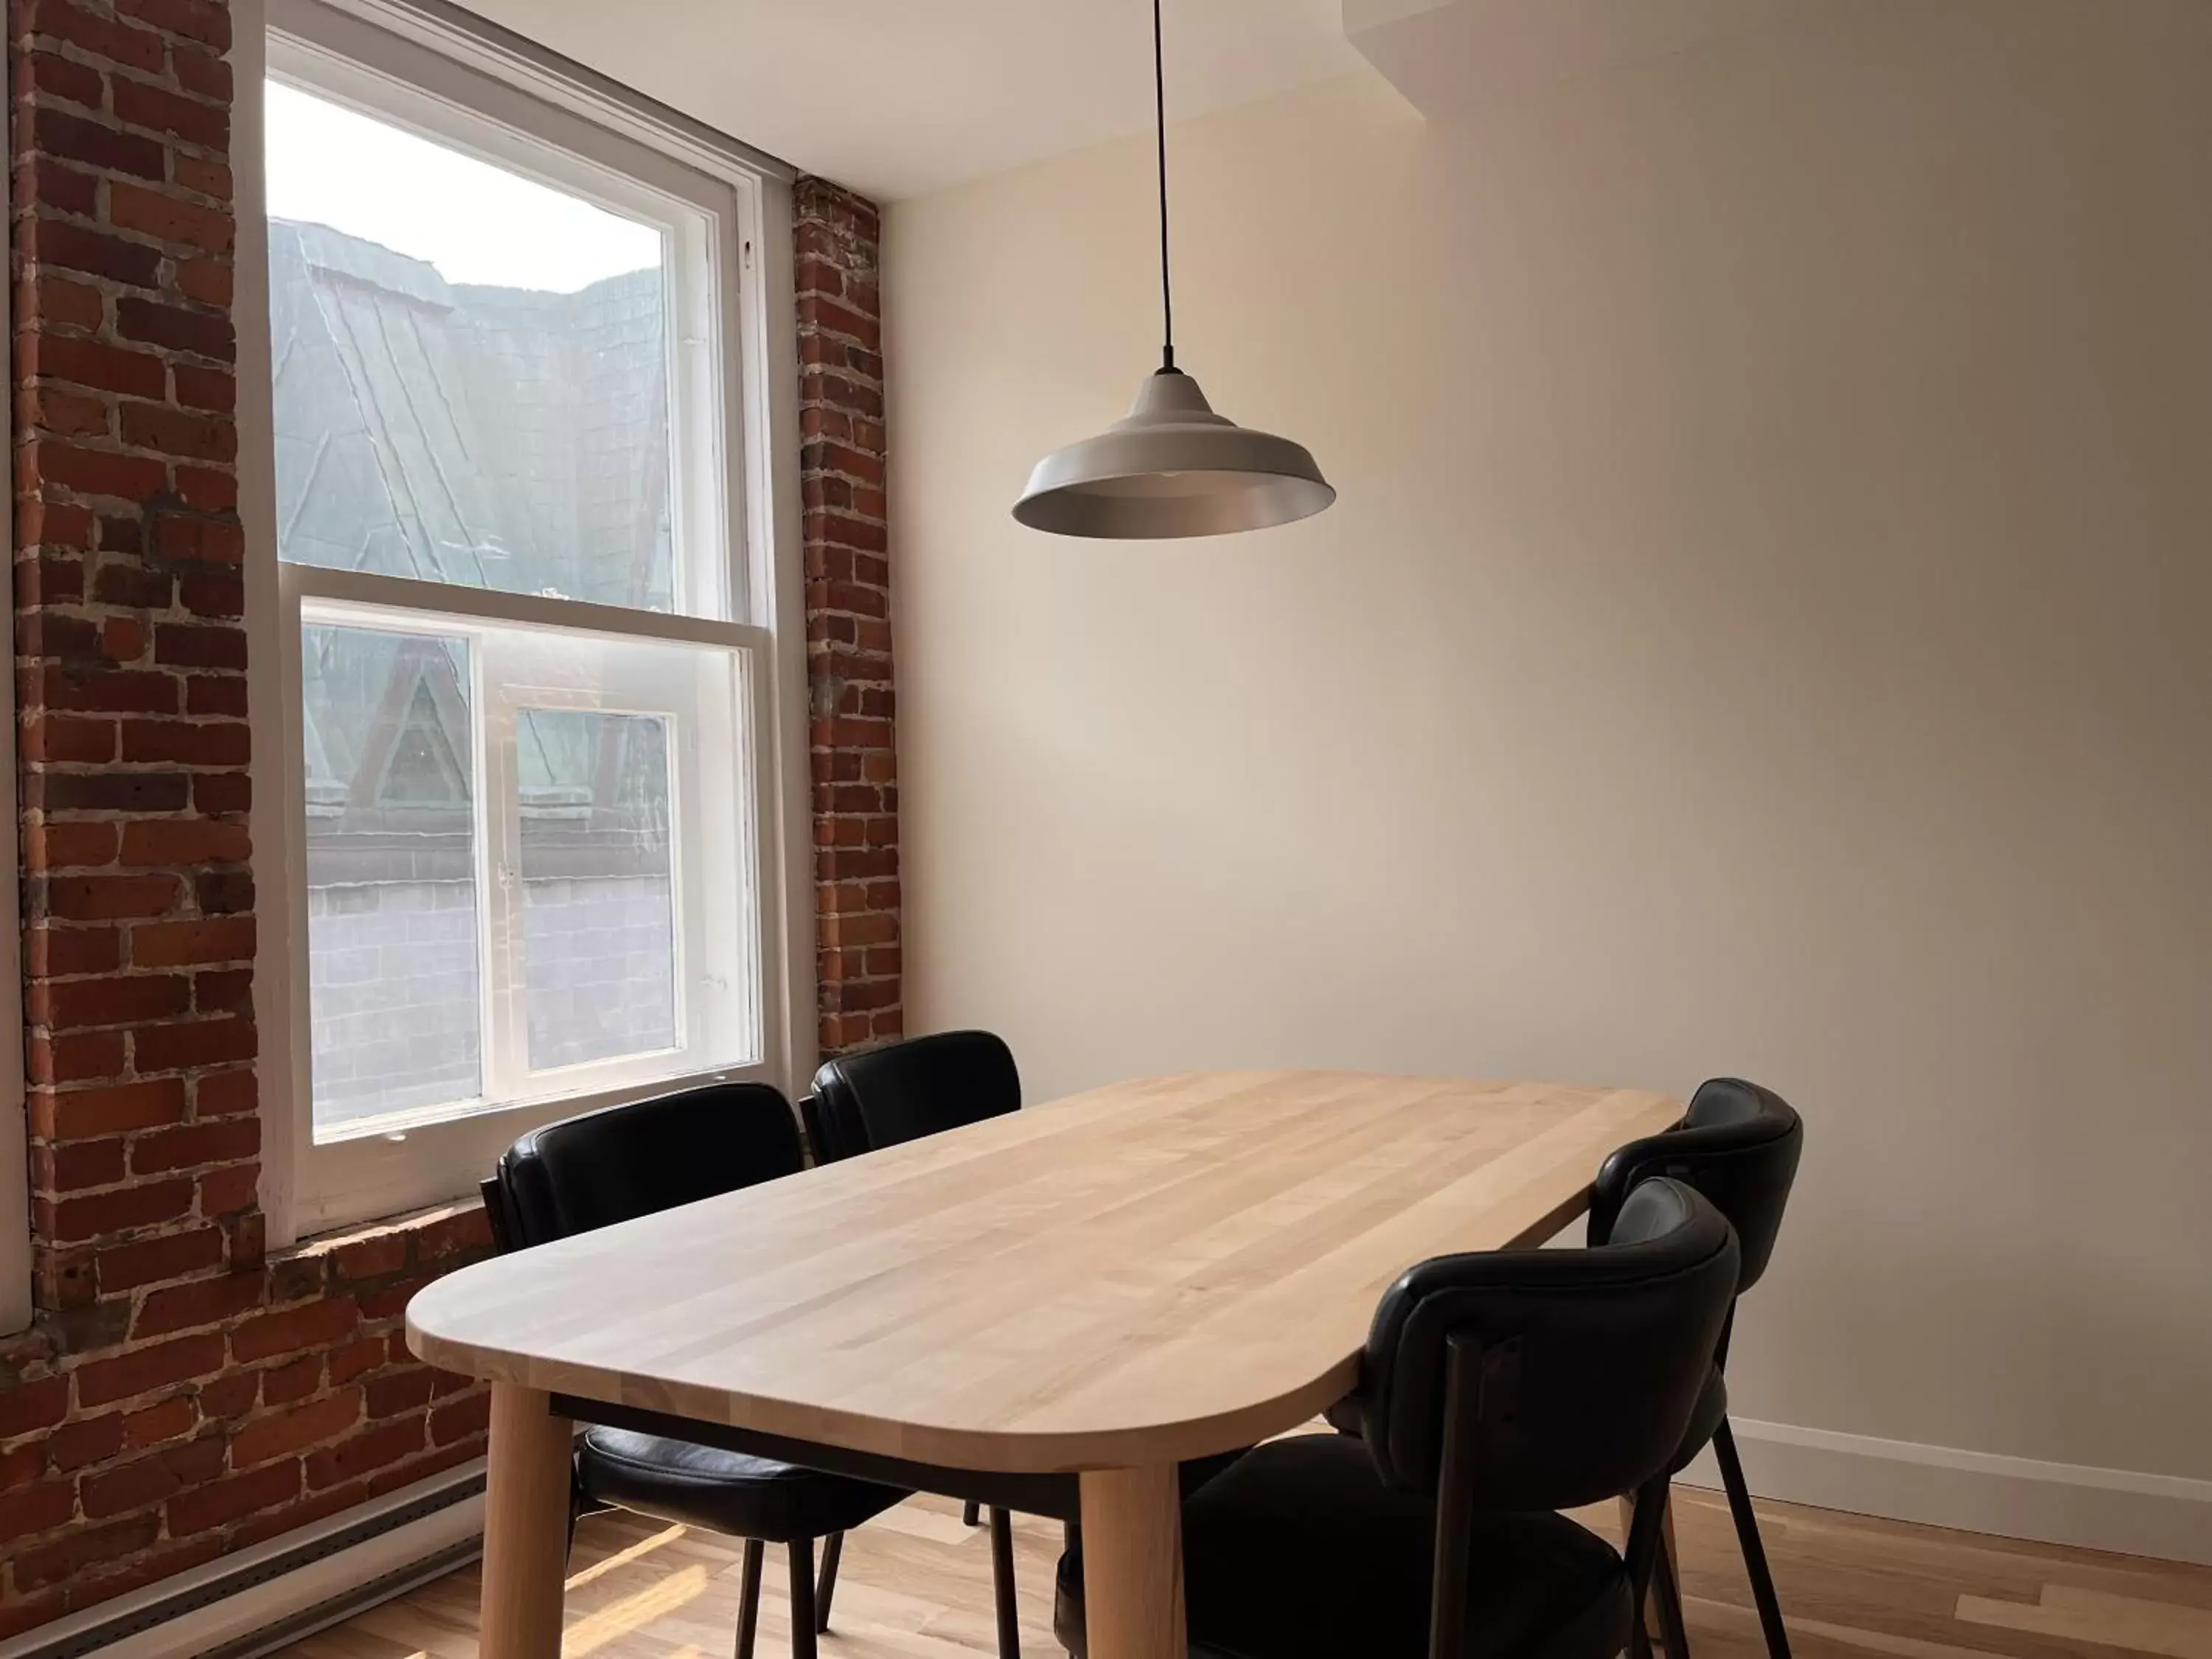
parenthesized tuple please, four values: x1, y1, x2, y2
(1587, 1077, 1803, 1659)
(479, 1082, 910, 1659)
(807, 1027, 1021, 1163)
(1053, 1178, 1742, 1659)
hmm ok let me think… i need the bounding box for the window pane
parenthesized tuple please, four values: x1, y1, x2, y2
(518, 710, 677, 1071)
(266, 82, 676, 612)
(302, 625, 482, 1134)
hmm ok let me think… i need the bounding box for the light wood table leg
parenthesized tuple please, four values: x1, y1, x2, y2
(1079, 1464, 1186, 1659)
(481, 1382, 574, 1659)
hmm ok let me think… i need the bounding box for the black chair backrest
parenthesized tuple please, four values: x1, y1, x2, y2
(1358, 1178, 1739, 1514)
(1586, 1076, 1802, 1293)
(806, 1030, 1019, 1164)
(481, 1081, 804, 1249)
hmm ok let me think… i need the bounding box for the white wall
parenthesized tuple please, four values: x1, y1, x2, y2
(885, 0, 2212, 1553)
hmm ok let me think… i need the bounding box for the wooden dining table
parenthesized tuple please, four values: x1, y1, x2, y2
(406, 1068, 1683, 1659)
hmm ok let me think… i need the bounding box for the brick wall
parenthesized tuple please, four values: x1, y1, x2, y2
(1, 0, 498, 1634)
(796, 177, 899, 1057)
(0, 9, 898, 1633)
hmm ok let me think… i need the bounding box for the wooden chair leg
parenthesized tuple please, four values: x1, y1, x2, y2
(1713, 1420, 1791, 1659)
(989, 1506, 1021, 1659)
(815, 1531, 844, 1633)
(733, 1540, 764, 1659)
(1653, 1491, 1693, 1658)
(787, 1540, 818, 1659)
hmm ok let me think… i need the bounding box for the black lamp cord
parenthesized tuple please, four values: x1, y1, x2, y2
(1154, 0, 1176, 374)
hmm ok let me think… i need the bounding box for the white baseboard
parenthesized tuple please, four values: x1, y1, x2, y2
(0, 1461, 485, 1659)
(1678, 1417, 2212, 1567)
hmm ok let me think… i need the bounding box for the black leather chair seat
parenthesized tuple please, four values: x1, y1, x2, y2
(1054, 1436, 1632, 1659)
(1671, 1367, 1728, 1475)
(577, 1427, 907, 1544)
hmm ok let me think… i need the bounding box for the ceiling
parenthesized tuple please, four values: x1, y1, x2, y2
(459, 0, 1365, 201)
(463, 0, 1826, 201)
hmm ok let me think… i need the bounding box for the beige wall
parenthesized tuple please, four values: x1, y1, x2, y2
(885, 0, 2212, 1495)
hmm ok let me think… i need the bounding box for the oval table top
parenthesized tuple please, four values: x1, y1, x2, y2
(407, 1069, 1682, 1472)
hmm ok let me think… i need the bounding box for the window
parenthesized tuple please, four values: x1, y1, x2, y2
(251, 10, 800, 1234)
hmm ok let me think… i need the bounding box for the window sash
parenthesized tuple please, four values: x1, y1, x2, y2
(245, 0, 810, 1241)
(297, 579, 768, 1142)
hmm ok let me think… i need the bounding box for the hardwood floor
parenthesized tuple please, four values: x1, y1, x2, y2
(276, 1480, 2212, 1659)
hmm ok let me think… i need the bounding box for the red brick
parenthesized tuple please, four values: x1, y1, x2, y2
(132, 1118, 260, 1177)
(414, 1205, 493, 1262)
(27, 920, 122, 973)
(73, 1331, 225, 1408)
(428, 1389, 490, 1447)
(29, 1029, 128, 1085)
(115, 0, 231, 49)
(32, 970, 190, 1030)
(232, 1390, 362, 1469)
(258, 1352, 322, 1407)
(118, 818, 251, 867)
(12, 1511, 161, 1590)
(195, 1371, 257, 1421)
(171, 46, 231, 106)
(174, 257, 231, 308)
(132, 1014, 256, 1071)
(121, 400, 236, 462)
(22, 274, 105, 332)
(44, 1176, 195, 1243)
(303, 1414, 424, 1490)
(127, 917, 253, 969)
(364, 1368, 434, 1419)
(37, 1134, 127, 1192)
(232, 1295, 357, 1363)
(24, 106, 167, 184)
(80, 1434, 225, 1519)
(119, 717, 250, 765)
(196, 1161, 259, 1216)
(96, 1222, 223, 1290)
(173, 363, 235, 412)
(325, 1336, 386, 1386)
(0, 1376, 72, 1438)
(122, 1397, 198, 1450)
(28, 768, 192, 813)
(116, 296, 233, 361)
(165, 1458, 299, 1537)
(329, 1231, 408, 1284)
(19, 713, 115, 765)
(107, 178, 232, 252)
(50, 1411, 128, 1471)
(173, 469, 237, 513)
(131, 1268, 263, 1340)
(50, 1531, 225, 1609)
(0, 1442, 45, 1491)
(14, 0, 167, 72)
(193, 1066, 257, 1116)
(20, 439, 168, 502)
(18, 381, 111, 439)
(28, 1077, 187, 1139)
(173, 149, 232, 200)
(152, 512, 243, 563)
(0, 1477, 77, 1547)
(180, 571, 246, 625)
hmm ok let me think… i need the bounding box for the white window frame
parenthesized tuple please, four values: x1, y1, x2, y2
(239, 0, 816, 1242)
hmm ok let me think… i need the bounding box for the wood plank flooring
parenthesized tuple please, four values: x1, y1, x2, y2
(277, 1475, 2212, 1659)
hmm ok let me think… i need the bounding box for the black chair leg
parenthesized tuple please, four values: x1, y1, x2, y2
(815, 1531, 844, 1633)
(733, 1539, 765, 1659)
(988, 1506, 1021, 1659)
(964, 1499, 982, 1528)
(1653, 1491, 1693, 1658)
(788, 1540, 819, 1659)
(1713, 1419, 1791, 1659)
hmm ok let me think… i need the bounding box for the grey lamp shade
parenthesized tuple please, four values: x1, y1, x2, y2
(1013, 368, 1334, 540)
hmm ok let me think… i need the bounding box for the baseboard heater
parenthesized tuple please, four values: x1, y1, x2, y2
(0, 1461, 487, 1659)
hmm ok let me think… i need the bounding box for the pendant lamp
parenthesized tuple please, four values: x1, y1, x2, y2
(1012, 0, 1335, 539)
